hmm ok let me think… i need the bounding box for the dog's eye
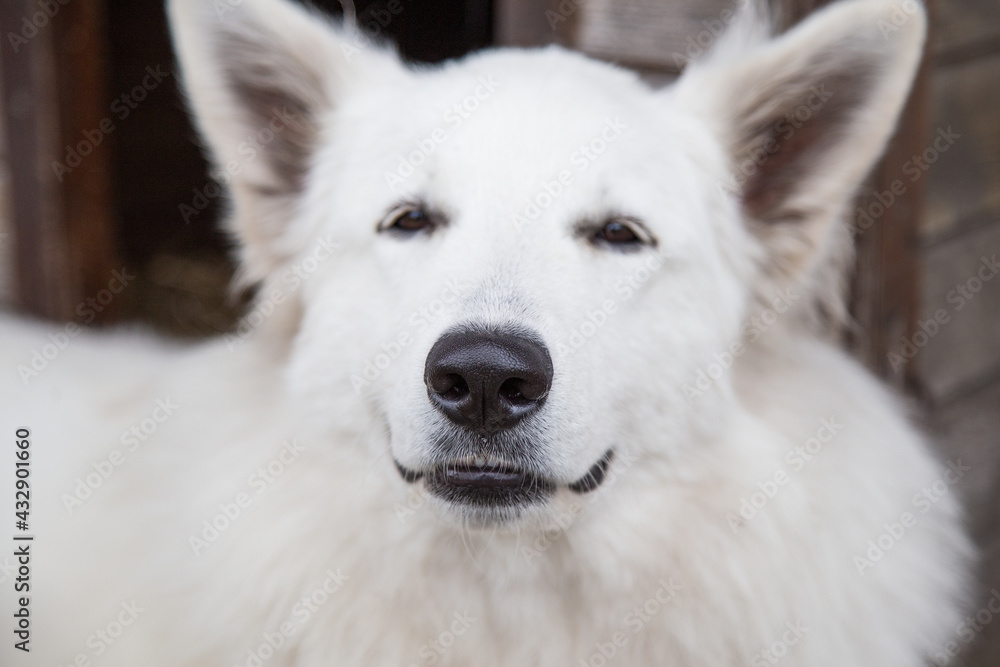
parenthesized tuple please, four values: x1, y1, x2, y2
(589, 217, 652, 249)
(380, 205, 434, 234)
(596, 220, 639, 244)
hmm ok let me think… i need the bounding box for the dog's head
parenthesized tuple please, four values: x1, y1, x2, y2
(169, 0, 924, 525)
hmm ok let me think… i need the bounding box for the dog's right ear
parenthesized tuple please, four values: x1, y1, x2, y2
(168, 0, 404, 283)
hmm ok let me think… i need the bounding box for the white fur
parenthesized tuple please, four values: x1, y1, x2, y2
(1, 1, 972, 665)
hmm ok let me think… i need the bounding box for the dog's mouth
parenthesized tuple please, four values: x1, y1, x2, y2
(395, 449, 615, 509)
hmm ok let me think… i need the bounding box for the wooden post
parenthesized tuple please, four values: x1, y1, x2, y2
(0, 0, 118, 322)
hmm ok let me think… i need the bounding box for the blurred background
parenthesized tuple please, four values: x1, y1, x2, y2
(0, 0, 996, 663)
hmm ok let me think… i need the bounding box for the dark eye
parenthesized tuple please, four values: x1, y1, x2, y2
(380, 204, 434, 234)
(591, 218, 649, 247)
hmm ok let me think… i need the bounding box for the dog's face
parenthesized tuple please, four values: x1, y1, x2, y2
(292, 54, 751, 523)
(169, 0, 925, 524)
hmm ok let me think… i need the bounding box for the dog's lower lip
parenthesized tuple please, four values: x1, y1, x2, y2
(442, 464, 528, 488)
(423, 460, 554, 509)
(394, 460, 535, 490)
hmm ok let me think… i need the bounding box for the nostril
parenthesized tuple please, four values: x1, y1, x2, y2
(499, 377, 545, 406)
(438, 374, 469, 401)
(498, 378, 525, 404)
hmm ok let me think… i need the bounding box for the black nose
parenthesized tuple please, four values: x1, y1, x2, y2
(424, 329, 553, 434)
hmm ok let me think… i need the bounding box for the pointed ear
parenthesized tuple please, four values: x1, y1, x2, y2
(675, 0, 926, 305)
(167, 0, 403, 282)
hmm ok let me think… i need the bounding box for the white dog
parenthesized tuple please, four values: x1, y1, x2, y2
(0, 0, 973, 665)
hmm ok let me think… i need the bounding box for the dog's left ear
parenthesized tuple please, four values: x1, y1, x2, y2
(675, 0, 926, 294)
(168, 0, 404, 282)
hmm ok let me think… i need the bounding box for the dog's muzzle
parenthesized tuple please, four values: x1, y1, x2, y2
(394, 326, 615, 513)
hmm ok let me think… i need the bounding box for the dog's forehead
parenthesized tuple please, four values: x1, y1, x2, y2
(422, 50, 650, 162)
(320, 47, 717, 251)
(342, 50, 699, 215)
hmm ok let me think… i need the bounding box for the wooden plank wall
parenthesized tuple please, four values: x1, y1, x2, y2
(922, 3, 1000, 665)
